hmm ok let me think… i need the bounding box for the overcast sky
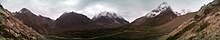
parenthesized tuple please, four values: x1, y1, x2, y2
(0, 0, 213, 22)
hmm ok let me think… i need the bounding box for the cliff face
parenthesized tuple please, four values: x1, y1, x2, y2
(0, 5, 46, 40)
(160, 0, 220, 40)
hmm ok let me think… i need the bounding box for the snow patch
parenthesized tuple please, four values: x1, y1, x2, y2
(94, 11, 123, 19)
(145, 2, 172, 17)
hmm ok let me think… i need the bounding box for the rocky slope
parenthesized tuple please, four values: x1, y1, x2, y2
(160, 0, 220, 40)
(14, 8, 54, 35)
(0, 4, 46, 40)
(92, 11, 129, 28)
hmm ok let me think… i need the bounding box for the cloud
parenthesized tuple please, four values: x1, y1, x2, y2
(0, 0, 213, 22)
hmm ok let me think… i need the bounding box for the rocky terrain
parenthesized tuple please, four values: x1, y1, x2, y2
(160, 0, 220, 40)
(0, 4, 47, 40)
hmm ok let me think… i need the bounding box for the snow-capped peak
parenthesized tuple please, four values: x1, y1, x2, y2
(92, 11, 123, 20)
(146, 2, 172, 17)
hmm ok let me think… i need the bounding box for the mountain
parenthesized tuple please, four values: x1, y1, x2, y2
(131, 2, 177, 29)
(51, 12, 103, 38)
(1, 1, 217, 40)
(146, 2, 178, 17)
(14, 8, 54, 35)
(38, 15, 55, 29)
(92, 11, 129, 28)
(54, 12, 100, 31)
(94, 2, 196, 40)
(0, 4, 46, 40)
(160, 0, 220, 40)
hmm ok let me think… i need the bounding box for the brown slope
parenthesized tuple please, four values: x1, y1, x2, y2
(160, 0, 220, 40)
(155, 12, 196, 35)
(0, 4, 46, 40)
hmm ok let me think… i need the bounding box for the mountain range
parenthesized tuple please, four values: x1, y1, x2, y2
(0, 0, 219, 40)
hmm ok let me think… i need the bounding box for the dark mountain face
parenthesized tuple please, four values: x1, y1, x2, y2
(92, 12, 129, 28)
(38, 15, 55, 28)
(14, 8, 54, 35)
(54, 12, 101, 32)
(51, 12, 109, 38)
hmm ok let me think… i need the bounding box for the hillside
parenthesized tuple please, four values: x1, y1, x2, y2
(160, 0, 220, 40)
(0, 4, 47, 40)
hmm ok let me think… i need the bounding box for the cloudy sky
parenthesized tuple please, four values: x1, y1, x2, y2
(0, 0, 213, 22)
